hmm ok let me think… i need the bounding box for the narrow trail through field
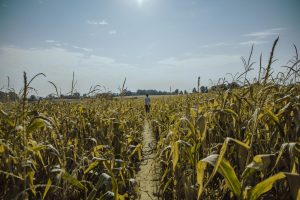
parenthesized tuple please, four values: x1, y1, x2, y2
(136, 119, 159, 200)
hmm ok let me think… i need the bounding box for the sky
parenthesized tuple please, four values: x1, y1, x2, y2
(0, 0, 300, 96)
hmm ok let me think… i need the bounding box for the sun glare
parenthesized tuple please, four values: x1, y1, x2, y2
(137, 0, 145, 6)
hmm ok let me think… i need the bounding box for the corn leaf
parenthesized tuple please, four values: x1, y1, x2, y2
(265, 109, 280, 124)
(249, 172, 286, 200)
(62, 171, 87, 191)
(0, 144, 4, 153)
(285, 173, 300, 200)
(196, 161, 207, 199)
(42, 178, 52, 200)
(207, 137, 249, 188)
(223, 108, 238, 118)
(201, 154, 241, 198)
(27, 171, 36, 196)
(27, 118, 45, 133)
(171, 141, 179, 171)
(243, 154, 276, 179)
(197, 115, 206, 141)
(84, 161, 99, 174)
(128, 144, 142, 161)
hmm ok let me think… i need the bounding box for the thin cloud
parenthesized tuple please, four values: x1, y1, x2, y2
(87, 20, 98, 25)
(269, 28, 286, 32)
(239, 40, 268, 45)
(156, 54, 242, 87)
(87, 20, 108, 25)
(243, 28, 285, 38)
(240, 28, 285, 46)
(45, 40, 56, 43)
(54, 43, 61, 47)
(45, 40, 93, 53)
(0, 45, 137, 96)
(45, 40, 64, 48)
(201, 42, 228, 48)
(158, 54, 240, 68)
(109, 30, 117, 35)
(99, 20, 108, 25)
(81, 48, 93, 52)
(45, 40, 64, 47)
(245, 32, 277, 38)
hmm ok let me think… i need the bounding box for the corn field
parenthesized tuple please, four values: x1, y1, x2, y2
(151, 83, 300, 199)
(0, 92, 145, 199)
(151, 39, 300, 200)
(1, 38, 300, 199)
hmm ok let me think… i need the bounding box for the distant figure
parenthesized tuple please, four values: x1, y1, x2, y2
(144, 94, 151, 114)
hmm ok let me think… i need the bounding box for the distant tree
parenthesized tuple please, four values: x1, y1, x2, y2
(184, 90, 188, 94)
(0, 91, 18, 102)
(73, 92, 80, 99)
(200, 86, 208, 93)
(209, 82, 240, 92)
(227, 82, 240, 89)
(125, 90, 133, 96)
(28, 95, 37, 101)
(136, 89, 169, 96)
(179, 90, 183, 95)
(210, 84, 227, 91)
(96, 93, 113, 100)
(47, 94, 55, 99)
(192, 87, 197, 93)
(174, 89, 179, 95)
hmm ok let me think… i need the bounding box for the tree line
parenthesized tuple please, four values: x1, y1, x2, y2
(0, 83, 242, 102)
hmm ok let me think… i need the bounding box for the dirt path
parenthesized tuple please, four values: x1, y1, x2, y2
(136, 119, 159, 200)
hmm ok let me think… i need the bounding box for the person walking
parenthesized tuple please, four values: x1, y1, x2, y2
(144, 94, 151, 114)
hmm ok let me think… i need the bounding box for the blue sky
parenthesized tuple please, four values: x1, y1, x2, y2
(0, 0, 299, 96)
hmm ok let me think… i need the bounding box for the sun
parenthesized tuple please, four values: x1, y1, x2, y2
(137, 0, 145, 6)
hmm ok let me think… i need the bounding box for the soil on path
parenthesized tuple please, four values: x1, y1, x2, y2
(136, 119, 159, 200)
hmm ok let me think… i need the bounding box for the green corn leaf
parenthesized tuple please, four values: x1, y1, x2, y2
(62, 171, 87, 191)
(197, 115, 206, 141)
(42, 178, 52, 200)
(27, 118, 46, 133)
(201, 154, 241, 198)
(0, 110, 15, 127)
(207, 137, 249, 189)
(87, 173, 111, 200)
(163, 177, 173, 193)
(249, 172, 286, 200)
(128, 144, 142, 161)
(223, 108, 238, 118)
(196, 161, 207, 199)
(272, 143, 300, 173)
(171, 141, 179, 171)
(265, 109, 280, 124)
(84, 161, 99, 174)
(0, 144, 4, 153)
(243, 154, 276, 179)
(27, 171, 36, 196)
(285, 173, 300, 200)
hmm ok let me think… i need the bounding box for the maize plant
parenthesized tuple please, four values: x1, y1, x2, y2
(151, 39, 300, 199)
(0, 80, 146, 199)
